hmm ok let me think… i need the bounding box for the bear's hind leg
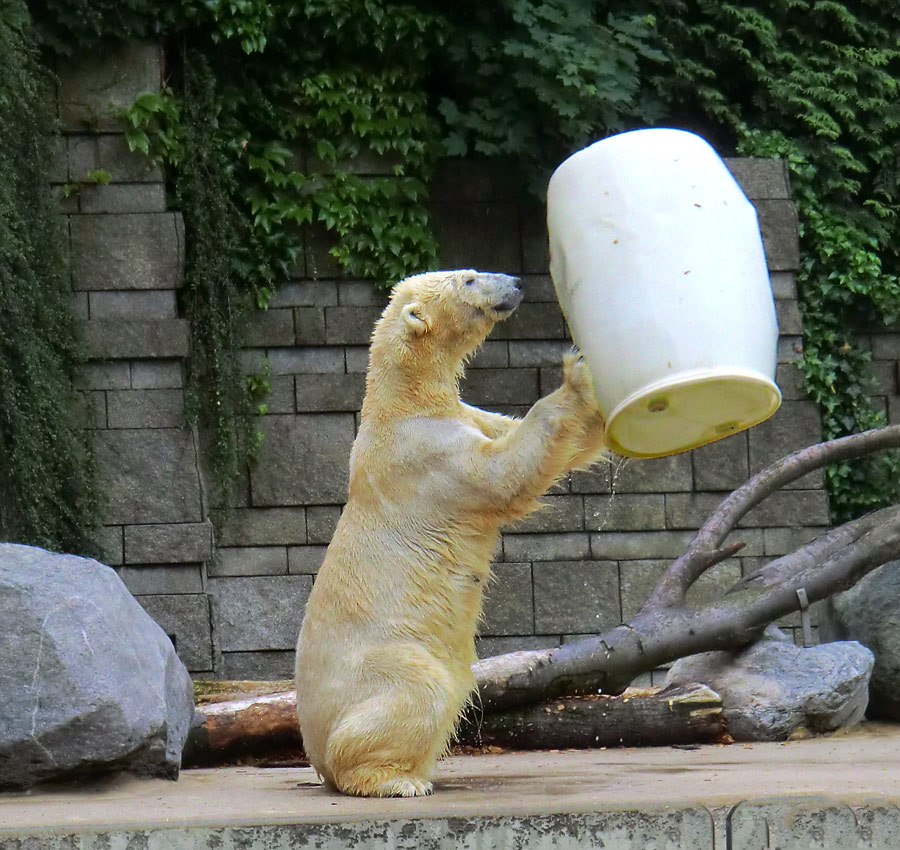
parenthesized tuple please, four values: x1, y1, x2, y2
(324, 647, 464, 797)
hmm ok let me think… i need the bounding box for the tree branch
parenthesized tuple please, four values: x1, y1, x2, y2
(644, 425, 900, 609)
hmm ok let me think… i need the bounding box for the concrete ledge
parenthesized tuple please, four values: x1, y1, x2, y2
(3, 727, 899, 850)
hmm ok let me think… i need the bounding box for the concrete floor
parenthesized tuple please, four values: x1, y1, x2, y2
(2, 723, 899, 833)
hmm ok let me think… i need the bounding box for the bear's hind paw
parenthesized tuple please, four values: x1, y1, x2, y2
(377, 776, 434, 797)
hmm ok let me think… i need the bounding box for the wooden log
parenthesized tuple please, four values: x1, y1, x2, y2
(183, 690, 303, 767)
(182, 683, 727, 767)
(457, 684, 728, 749)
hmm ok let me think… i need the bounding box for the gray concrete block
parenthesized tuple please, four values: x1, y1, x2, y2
(88, 290, 177, 320)
(533, 560, 620, 633)
(775, 298, 804, 334)
(872, 333, 900, 360)
(432, 202, 522, 272)
(775, 363, 808, 400)
(220, 650, 295, 680)
(58, 42, 163, 132)
(508, 340, 571, 367)
(570, 466, 612, 494)
(890, 395, 900, 426)
(460, 368, 539, 406)
(288, 546, 328, 574)
(75, 360, 131, 390)
(68, 133, 164, 183)
(468, 340, 509, 368)
(212, 547, 289, 577)
(337, 280, 391, 307)
(251, 414, 354, 505)
(778, 335, 804, 363)
(592, 530, 694, 560)
(539, 365, 564, 394)
(267, 347, 344, 375)
(219, 507, 307, 546)
(692, 432, 749, 491)
(613, 453, 693, 493)
(78, 183, 166, 214)
(94, 428, 203, 524)
(727, 799, 858, 850)
(136, 592, 213, 671)
(242, 309, 295, 347)
(684, 560, 742, 608)
(749, 401, 824, 489)
(324, 306, 383, 345)
(480, 563, 534, 636)
(70, 213, 183, 290)
(77, 390, 107, 428)
(85, 319, 190, 360)
(520, 274, 558, 302)
(98, 524, 124, 566)
(262, 376, 296, 414)
(270, 280, 338, 307)
(70, 291, 89, 320)
(490, 303, 567, 340)
(116, 564, 203, 596)
(763, 526, 828, 556)
(209, 575, 313, 651)
(124, 522, 212, 564)
(430, 158, 515, 203)
(307, 506, 341, 544)
(619, 559, 667, 619)
(741, 490, 830, 527)
(107, 388, 184, 428)
(871, 359, 898, 395)
(303, 225, 343, 279)
(345, 346, 371, 373)
(117, 565, 203, 595)
(521, 205, 550, 274)
(130, 359, 183, 389)
(586, 493, 665, 532)
(294, 307, 326, 344)
(506, 495, 584, 533)
(724, 157, 791, 199)
(665, 492, 727, 530)
(476, 634, 560, 658)
(295, 373, 366, 412)
(503, 533, 590, 562)
(50, 134, 68, 183)
(755, 199, 801, 271)
(769, 271, 797, 299)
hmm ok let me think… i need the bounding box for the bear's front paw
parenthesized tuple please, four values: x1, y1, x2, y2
(562, 348, 599, 410)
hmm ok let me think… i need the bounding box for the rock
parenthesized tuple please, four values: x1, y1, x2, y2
(819, 562, 900, 720)
(0, 544, 195, 789)
(665, 638, 873, 741)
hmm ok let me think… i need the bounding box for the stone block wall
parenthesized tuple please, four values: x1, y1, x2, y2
(51, 43, 900, 683)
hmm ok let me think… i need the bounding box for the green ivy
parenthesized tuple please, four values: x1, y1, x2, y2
(20, 0, 900, 525)
(0, 0, 101, 554)
(642, 1, 900, 521)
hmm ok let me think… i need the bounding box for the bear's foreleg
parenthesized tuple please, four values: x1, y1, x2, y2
(466, 350, 605, 510)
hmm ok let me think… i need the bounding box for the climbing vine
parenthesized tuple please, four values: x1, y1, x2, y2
(0, 1, 101, 554)
(15, 0, 900, 524)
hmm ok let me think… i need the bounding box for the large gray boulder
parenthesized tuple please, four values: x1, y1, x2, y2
(665, 636, 873, 741)
(819, 562, 900, 720)
(0, 544, 195, 788)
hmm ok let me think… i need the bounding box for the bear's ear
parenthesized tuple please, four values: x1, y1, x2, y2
(401, 302, 429, 336)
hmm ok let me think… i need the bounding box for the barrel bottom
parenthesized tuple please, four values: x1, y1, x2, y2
(604, 368, 782, 458)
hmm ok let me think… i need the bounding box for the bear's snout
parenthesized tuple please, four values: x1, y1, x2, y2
(480, 273, 523, 314)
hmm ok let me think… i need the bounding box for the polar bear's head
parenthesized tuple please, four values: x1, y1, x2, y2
(374, 270, 523, 359)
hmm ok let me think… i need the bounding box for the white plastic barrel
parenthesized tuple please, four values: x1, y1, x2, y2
(547, 128, 782, 458)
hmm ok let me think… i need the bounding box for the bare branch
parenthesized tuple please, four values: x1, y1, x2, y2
(645, 425, 900, 608)
(473, 501, 900, 713)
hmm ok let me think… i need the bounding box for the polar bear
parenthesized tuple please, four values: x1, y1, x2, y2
(295, 269, 606, 797)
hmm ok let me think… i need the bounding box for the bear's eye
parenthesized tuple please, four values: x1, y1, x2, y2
(464, 276, 475, 287)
